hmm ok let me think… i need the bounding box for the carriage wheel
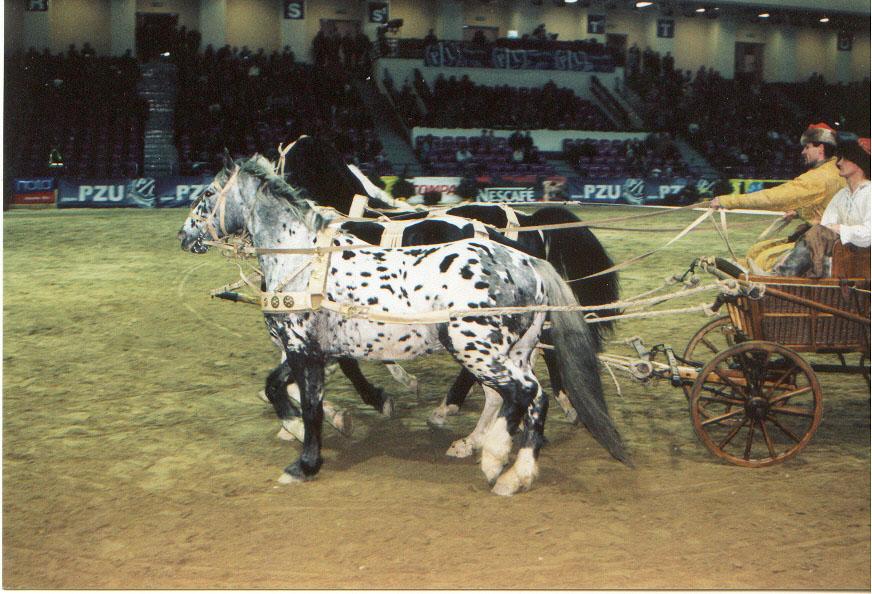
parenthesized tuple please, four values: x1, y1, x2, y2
(681, 316, 737, 401)
(689, 341, 822, 467)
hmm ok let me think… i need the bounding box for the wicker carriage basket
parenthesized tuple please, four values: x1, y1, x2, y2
(726, 276, 870, 353)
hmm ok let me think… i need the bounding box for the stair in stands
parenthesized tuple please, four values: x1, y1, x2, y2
(672, 137, 718, 178)
(352, 78, 421, 177)
(138, 61, 180, 178)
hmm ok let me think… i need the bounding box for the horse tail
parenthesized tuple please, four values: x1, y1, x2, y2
(531, 258, 631, 466)
(530, 206, 620, 349)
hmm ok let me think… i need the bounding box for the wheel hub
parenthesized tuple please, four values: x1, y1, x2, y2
(745, 396, 769, 421)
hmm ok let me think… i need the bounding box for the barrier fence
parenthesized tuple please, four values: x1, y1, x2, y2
(10, 174, 787, 209)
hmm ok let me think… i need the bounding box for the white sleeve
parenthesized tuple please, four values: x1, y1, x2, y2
(839, 191, 871, 248)
(820, 193, 841, 227)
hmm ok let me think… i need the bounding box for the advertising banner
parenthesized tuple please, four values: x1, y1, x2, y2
(411, 176, 463, 201)
(56, 176, 212, 209)
(424, 41, 615, 72)
(566, 177, 697, 204)
(12, 178, 56, 206)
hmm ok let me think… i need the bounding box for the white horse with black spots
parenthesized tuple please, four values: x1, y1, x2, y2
(178, 155, 610, 495)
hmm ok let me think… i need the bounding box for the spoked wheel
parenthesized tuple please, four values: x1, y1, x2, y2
(682, 316, 738, 400)
(689, 341, 822, 467)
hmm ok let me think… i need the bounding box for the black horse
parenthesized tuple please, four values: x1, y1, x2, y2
(271, 136, 624, 461)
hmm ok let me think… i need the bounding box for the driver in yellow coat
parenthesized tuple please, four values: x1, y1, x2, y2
(710, 123, 846, 272)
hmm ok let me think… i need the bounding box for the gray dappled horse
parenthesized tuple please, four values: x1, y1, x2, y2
(178, 155, 626, 495)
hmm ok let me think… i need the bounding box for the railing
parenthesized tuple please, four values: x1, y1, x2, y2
(591, 76, 631, 129)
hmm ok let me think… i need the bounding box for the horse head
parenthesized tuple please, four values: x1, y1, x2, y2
(178, 152, 239, 252)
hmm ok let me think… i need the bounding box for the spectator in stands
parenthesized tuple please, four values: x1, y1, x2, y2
(712, 123, 847, 272)
(455, 146, 473, 162)
(423, 29, 437, 46)
(48, 145, 64, 176)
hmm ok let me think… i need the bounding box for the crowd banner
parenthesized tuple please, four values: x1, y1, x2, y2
(424, 42, 615, 72)
(411, 176, 462, 201)
(56, 176, 212, 209)
(565, 177, 708, 204)
(12, 177, 56, 206)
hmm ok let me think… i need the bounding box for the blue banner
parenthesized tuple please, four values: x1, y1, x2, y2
(424, 42, 615, 72)
(57, 176, 211, 209)
(566, 177, 703, 204)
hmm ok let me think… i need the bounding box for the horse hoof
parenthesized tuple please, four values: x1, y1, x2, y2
(480, 450, 507, 483)
(491, 470, 522, 496)
(428, 410, 447, 427)
(278, 472, 303, 485)
(380, 396, 395, 418)
(428, 404, 460, 427)
(446, 438, 475, 459)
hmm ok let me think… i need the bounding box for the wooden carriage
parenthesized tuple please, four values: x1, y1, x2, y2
(681, 247, 870, 467)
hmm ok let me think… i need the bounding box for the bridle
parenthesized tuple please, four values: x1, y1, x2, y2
(187, 166, 241, 242)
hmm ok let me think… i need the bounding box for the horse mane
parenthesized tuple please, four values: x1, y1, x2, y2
(237, 155, 328, 232)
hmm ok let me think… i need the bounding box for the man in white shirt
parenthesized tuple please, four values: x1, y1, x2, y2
(820, 135, 870, 248)
(773, 134, 870, 276)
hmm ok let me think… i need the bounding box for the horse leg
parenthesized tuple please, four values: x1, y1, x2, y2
(385, 362, 419, 396)
(492, 379, 548, 496)
(445, 385, 501, 458)
(428, 368, 475, 427)
(279, 352, 325, 484)
(542, 346, 577, 424)
(338, 358, 394, 417)
(264, 363, 305, 442)
(264, 360, 353, 440)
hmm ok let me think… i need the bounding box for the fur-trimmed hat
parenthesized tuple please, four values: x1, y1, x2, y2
(800, 122, 838, 146)
(835, 132, 871, 177)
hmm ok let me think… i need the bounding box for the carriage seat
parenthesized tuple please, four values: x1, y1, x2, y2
(831, 242, 871, 279)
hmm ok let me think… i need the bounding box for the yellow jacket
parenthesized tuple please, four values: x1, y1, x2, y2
(719, 158, 845, 222)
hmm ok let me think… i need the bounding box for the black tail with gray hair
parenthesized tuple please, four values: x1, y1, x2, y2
(532, 258, 631, 465)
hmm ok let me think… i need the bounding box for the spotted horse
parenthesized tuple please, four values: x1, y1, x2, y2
(199, 150, 628, 464)
(280, 136, 621, 429)
(178, 155, 629, 495)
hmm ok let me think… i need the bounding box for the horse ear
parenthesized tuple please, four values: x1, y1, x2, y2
(222, 148, 235, 171)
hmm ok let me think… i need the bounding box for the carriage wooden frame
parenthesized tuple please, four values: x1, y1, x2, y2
(674, 256, 870, 467)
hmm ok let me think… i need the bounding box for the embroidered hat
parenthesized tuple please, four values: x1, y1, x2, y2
(800, 122, 838, 146)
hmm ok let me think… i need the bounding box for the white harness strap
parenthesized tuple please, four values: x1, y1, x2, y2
(261, 226, 336, 315)
(501, 205, 520, 241)
(380, 222, 407, 248)
(349, 194, 369, 218)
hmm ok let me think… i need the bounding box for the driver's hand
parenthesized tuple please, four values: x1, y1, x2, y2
(782, 210, 797, 221)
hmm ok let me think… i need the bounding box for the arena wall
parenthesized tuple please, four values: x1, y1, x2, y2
(51, 0, 111, 55)
(226, 0, 280, 52)
(135, 0, 200, 31)
(9, 0, 869, 85)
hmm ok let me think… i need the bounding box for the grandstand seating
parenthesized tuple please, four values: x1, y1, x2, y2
(410, 71, 615, 131)
(415, 134, 557, 177)
(6, 48, 146, 178)
(173, 45, 392, 177)
(564, 136, 689, 178)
